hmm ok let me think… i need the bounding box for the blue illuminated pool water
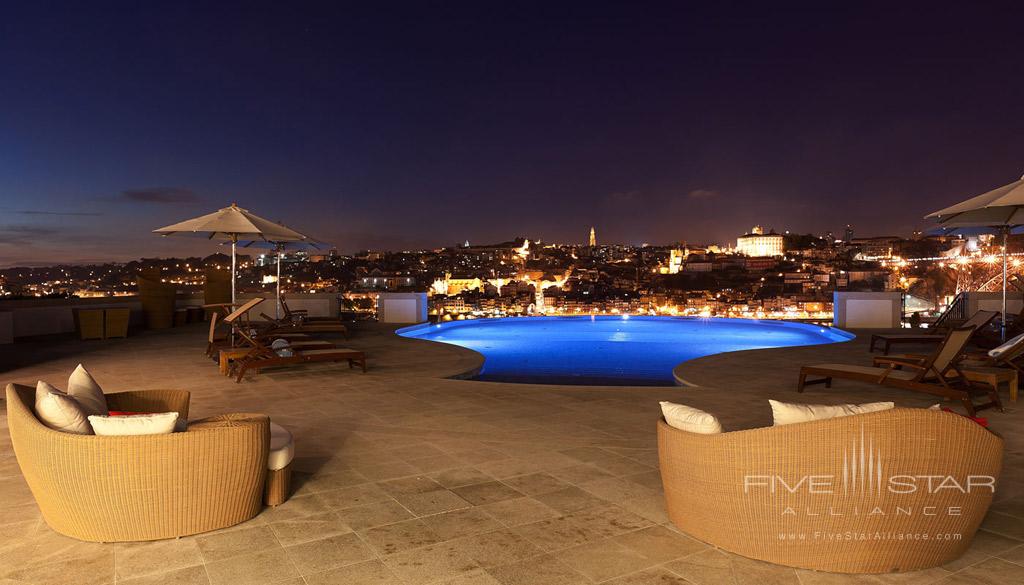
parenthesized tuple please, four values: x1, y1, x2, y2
(397, 316, 852, 386)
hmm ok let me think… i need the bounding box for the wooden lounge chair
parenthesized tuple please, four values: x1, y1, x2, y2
(868, 309, 998, 354)
(230, 329, 366, 382)
(798, 325, 1003, 416)
(258, 310, 349, 338)
(279, 294, 345, 323)
(207, 300, 326, 358)
(204, 298, 265, 356)
(873, 332, 1024, 404)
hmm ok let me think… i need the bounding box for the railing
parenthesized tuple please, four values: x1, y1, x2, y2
(932, 292, 969, 330)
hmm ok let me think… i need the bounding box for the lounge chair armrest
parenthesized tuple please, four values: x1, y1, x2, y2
(105, 389, 191, 420)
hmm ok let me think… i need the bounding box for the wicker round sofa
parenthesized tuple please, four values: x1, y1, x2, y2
(658, 407, 1003, 573)
(6, 383, 270, 542)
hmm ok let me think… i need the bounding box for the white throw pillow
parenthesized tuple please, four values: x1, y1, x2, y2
(34, 381, 93, 434)
(770, 399, 895, 426)
(67, 364, 108, 417)
(660, 401, 723, 434)
(88, 412, 179, 436)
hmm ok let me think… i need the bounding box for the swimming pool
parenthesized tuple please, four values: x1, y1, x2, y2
(398, 316, 853, 386)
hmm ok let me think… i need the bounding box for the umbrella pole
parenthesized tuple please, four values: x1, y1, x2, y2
(1003, 227, 1009, 341)
(276, 246, 282, 319)
(231, 235, 237, 347)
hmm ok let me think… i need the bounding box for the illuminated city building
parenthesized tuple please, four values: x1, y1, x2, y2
(666, 248, 686, 274)
(736, 226, 784, 257)
(589, 226, 596, 247)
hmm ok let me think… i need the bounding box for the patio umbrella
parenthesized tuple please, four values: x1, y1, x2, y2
(926, 176, 1024, 339)
(240, 238, 325, 318)
(153, 203, 313, 306)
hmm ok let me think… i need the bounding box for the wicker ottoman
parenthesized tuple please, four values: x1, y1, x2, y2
(265, 422, 294, 506)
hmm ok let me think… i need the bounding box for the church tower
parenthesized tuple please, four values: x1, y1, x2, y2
(589, 226, 596, 247)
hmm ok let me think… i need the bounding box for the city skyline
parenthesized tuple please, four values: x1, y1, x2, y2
(3, 4, 1023, 266)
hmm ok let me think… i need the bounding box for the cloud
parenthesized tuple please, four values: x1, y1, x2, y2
(121, 187, 198, 204)
(0, 225, 60, 246)
(17, 210, 103, 216)
(687, 189, 719, 200)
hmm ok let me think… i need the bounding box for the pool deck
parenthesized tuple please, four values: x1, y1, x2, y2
(0, 322, 1022, 585)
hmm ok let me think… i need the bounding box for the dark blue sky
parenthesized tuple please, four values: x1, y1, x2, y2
(2, 3, 1023, 266)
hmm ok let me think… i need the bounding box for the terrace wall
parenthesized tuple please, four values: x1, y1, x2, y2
(0, 292, 339, 342)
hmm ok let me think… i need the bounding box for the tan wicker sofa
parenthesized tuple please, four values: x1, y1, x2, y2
(6, 383, 270, 542)
(658, 407, 1003, 573)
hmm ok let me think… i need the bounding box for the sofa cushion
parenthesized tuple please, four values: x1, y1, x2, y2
(34, 381, 93, 434)
(268, 422, 294, 471)
(770, 399, 894, 426)
(67, 364, 108, 417)
(88, 412, 179, 436)
(660, 401, 722, 434)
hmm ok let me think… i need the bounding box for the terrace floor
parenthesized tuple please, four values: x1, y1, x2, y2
(1, 322, 1022, 585)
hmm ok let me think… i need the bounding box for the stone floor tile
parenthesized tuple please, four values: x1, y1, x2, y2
(303, 559, 400, 585)
(269, 510, 353, 546)
(605, 566, 692, 584)
(944, 557, 1024, 584)
(557, 538, 655, 582)
(479, 496, 562, 527)
(393, 487, 472, 516)
(485, 554, 591, 585)
(500, 473, 571, 496)
(317, 482, 392, 510)
(114, 538, 204, 580)
(614, 525, 708, 563)
(422, 507, 504, 540)
(195, 525, 281, 562)
(115, 565, 210, 585)
(358, 518, 442, 555)
(335, 499, 415, 530)
(430, 466, 497, 488)
(381, 540, 481, 585)
(533, 486, 609, 514)
(453, 529, 545, 568)
(203, 548, 300, 585)
(453, 481, 525, 505)
(284, 532, 374, 576)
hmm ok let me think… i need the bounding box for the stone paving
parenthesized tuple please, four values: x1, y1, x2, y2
(0, 322, 1021, 585)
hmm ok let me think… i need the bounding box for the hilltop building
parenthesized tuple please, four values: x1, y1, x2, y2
(736, 226, 784, 257)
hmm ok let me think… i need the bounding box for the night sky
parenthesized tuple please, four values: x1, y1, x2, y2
(2, 3, 1023, 267)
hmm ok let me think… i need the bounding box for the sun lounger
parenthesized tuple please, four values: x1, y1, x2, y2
(206, 299, 327, 357)
(873, 331, 1024, 404)
(868, 310, 998, 354)
(258, 311, 349, 337)
(230, 344, 366, 382)
(798, 325, 1002, 416)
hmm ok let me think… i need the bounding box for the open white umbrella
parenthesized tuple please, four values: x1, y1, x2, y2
(240, 238, 325, 318)
(153, 203, 313, 306)
(926, 176, 1024, 339)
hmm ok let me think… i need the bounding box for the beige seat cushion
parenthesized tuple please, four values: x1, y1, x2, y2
(35, 381, 93, 434)
(89, 412, 179, 436)
(660, 401, 722, 434)
(268, 422, 294, 471)
(770, 399, 895, 426)
(67, 364, 108, 417)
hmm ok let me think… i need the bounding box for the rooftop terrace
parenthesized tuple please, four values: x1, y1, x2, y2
(1, 323, 1022, 585)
